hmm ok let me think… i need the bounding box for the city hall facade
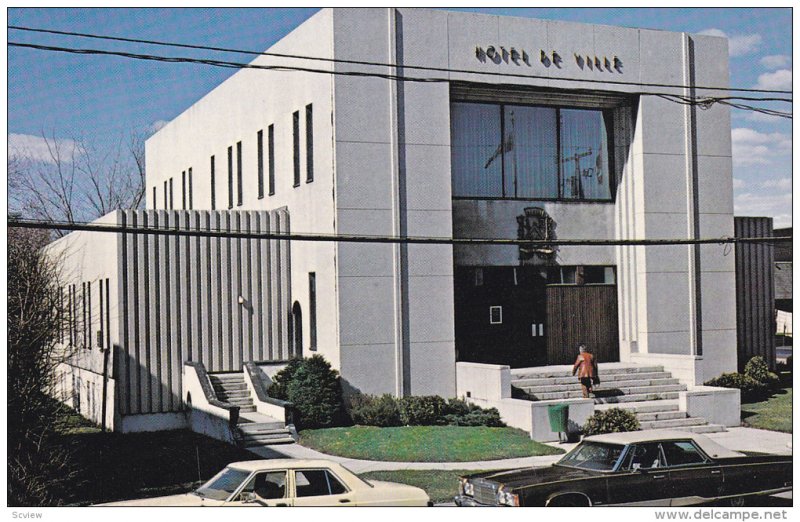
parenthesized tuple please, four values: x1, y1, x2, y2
(49, 8, 737, 431)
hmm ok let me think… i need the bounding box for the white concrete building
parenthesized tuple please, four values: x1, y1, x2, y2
(48, 8, 738, 434)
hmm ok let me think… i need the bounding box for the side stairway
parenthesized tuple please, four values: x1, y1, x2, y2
(511, 363, 726, 434)
(208, 372, 295, 446)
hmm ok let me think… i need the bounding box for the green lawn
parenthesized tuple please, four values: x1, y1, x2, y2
(51, 408, 257, 505)
(741, 386, 793, 433)
(299, 425, 563, 462)
(360, 470, 488, 504)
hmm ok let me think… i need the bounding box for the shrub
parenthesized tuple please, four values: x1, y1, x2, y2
(704, 372, 766, 401)
(582, 408, 639, 436)
(399, 395, 448, 426)
(744, 356, 770, 383)
(269, 355, 345, 430)
(348, 394, 402, 427)
(442, 399, 505, 427)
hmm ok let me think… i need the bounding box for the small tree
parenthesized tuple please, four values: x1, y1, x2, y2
(8, 225, 78, 505)
(270, 355, 345, 430)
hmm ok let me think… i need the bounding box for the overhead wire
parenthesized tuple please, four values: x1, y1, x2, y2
(7, 217, 792, 247)
(8, 24, 793, 95)
(8, 41, 791, 118)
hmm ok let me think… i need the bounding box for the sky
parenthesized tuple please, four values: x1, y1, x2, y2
(7, 7, 793, 226)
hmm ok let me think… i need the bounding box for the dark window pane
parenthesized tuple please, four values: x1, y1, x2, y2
(451, 103, 503, 197)
(661, 442, 707, 467)
(182, 170, 187, 209)
(268, 125, 275, 196)
(210, 156, 216, 209)
(305, 104, 314, 183)
(295, 470, 330, 497)
(326, 472, 346, 495)
(503, 105, 558, 198)
(188, 168, 193, 209)
(257, 130, 264, 199)
(237, 141, 243, 206)
(293, 111, 300, 187)
(308, 272, 317, 351)
(227, 146, 233, 209)
(560, 109, 611, 200)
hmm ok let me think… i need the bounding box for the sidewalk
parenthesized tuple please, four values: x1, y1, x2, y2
(247, 426, 791, 473)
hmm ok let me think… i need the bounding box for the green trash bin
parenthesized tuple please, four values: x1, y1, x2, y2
(547, 404, 569, 434)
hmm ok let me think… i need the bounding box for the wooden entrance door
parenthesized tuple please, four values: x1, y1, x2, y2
(546, 285, 619, 365)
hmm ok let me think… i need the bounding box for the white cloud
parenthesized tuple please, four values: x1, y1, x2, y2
(698, 28, 762, 57)
(734, 192, 792, 226)
(731, 127, 791, 166)
(759, 54, 791, 70)
(732, 178, 746, 189)
(755, 69, 792, 90)
(8, 133, 79, 164)
(150, 120, 169, 133)
(760, 177, 792, 190)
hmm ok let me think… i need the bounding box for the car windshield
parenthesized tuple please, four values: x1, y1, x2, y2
(556, 442, 625, 471)
(195, 467, 251, 501)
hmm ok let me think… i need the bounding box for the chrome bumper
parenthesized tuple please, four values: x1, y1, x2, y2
(453, 495, 498, 507)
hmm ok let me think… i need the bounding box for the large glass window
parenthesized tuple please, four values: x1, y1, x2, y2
(451, 102, 613, 201)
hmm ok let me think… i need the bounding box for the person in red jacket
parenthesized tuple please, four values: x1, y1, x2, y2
(572, 344, 599, 398)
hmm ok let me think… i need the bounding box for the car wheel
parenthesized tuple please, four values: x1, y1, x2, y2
(728, 496, 747, 508)
(548, 495, 590, 507)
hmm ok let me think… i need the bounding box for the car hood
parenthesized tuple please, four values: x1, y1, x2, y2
(97, 493, 213, 507)
(367, 480, 430, 498)
(466, 465, 599, 489)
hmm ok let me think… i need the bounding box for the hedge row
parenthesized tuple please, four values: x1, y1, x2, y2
(347, 394, 505, 428)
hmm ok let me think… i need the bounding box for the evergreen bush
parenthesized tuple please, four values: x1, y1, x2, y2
(269, 355, 345, 430)
(582, 408, 639, 436)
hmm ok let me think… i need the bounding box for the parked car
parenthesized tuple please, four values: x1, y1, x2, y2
(101, 459, 431, 506)
(455, 429, 792, 507)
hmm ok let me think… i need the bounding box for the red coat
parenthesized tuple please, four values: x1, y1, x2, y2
(573, 352, 597, 378)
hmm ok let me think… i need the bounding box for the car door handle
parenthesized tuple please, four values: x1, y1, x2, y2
(339, 499, 351, 503)
(711, 470, 721, 475)
(652, 475, 667, 480)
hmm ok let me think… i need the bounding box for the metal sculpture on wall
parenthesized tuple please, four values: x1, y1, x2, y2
(517, 207, 558, 263)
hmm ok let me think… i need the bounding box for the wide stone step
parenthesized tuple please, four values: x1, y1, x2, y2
(225, 398, 255, 406)
(214, 389, 250, 398)
(518, 378, 680, 394)
(639, 417, 707, 430)
(244, 436, 295, 447)
(686, 424, 727, 434)
(512, 372, 672, 388)
(212, 381, 248, 391)
(241, 427, 291, 437)
(210, 375, 246, 384)
(593, 392, 681, 404)
(238, 405, 257, 413)
(595, 401, 680, 413)
(512, 365, 664, 380)
(636, 410, 688, 422)
(239, 423, 287, 433)
(529, 384, 685, 401)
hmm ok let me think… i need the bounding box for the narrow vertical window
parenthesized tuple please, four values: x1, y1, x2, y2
(59, 287, 64, 344)
(227, 146, 233, 209)
(293, 110, 300, 187)
(82, 282, 87, 348)
(99, 279, 104, 349)
(305, 104, 314, 183)
(188, 167, 193, 209)
(236, 141, 243, 206)
(87, 281, 92, 349)
(308, 272, 317, 351)
(182, 170, 187, 209)
(169, 178, 174, 209)
(152, 186, 157, 209)
(163, 180, 168, 209)
(268, 124, 275, 196)
(257, 130, 264, 199)
(210, 156, 216, 210)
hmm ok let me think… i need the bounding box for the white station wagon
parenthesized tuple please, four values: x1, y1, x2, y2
(101, 459, 432, 507)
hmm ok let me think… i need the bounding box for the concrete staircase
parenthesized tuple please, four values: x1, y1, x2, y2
(208, 372, 295, 446)
(511, 363, 726, 433)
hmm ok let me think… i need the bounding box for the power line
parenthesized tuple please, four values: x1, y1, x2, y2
(8, 24, 792, 95)
(8, 41, 791, 118)
(8, 217, 791, 247)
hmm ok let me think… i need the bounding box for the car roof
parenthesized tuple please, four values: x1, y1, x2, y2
(583, 429, 745, 458)
(225, 459, 348, 473)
